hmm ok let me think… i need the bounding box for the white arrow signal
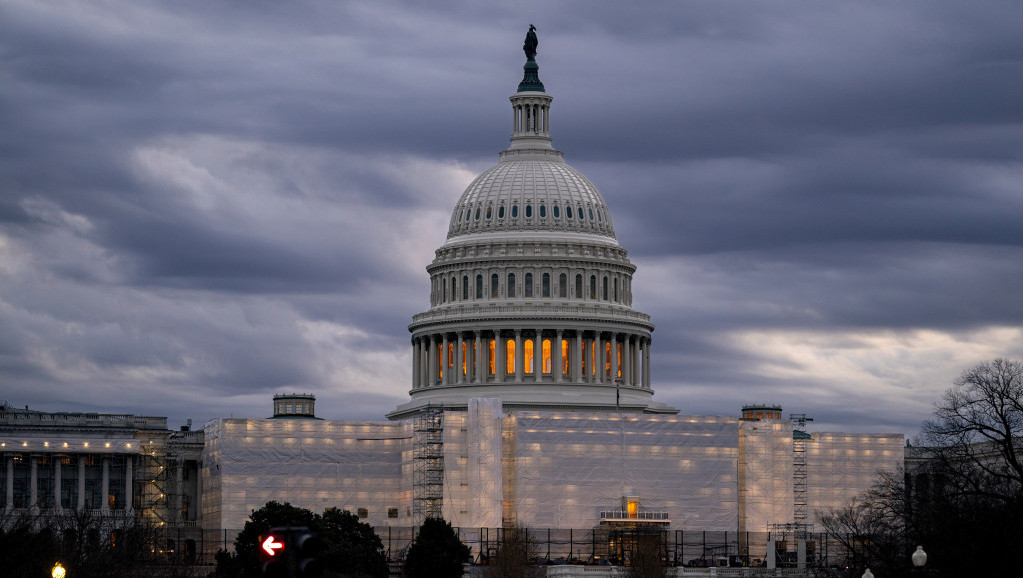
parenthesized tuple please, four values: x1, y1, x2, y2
(262, 535, 285, 556)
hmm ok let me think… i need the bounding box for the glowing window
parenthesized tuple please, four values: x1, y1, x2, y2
(559, 273, 567, 298)
(488, 339, 495, 375)
(525, 273, 533, 297)
(462, 341, 468, 376)
(539, 205, 546, 217)
(508, 273, 516, 298)
(542, 273, 550, 297)
(605, 342, 612, 378)
(491, 274, 499, 298)
(524, 339, 534, 374)
(506, 339, 516, 374)
(561, 339, 570, 374)
(525, 205, 532, 218)
(448, 342, 454, 367)
(627, 501, 638, 519)
(542, 339, 552, 374)
(617, 342, 623, 378)
(553, 206, 560, 218)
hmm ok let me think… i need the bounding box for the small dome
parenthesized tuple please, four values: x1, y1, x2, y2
(447, 155, 615, 240)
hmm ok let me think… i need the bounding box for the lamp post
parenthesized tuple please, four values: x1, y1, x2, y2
(51, 562, 66, 578)
(912, 545, 927, 568)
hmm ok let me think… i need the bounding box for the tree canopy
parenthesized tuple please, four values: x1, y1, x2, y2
(402, 517, 470, 578)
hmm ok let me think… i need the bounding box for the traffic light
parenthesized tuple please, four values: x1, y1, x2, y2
(259, 529, 287, 578)
(259, 526, 322, 577)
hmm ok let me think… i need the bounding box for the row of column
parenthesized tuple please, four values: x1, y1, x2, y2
(4, 454, 132, 513)
(513, 101, 550, 135)
(412, 329, 651, 390)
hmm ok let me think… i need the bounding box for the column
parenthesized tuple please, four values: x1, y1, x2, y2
(595, 332, 604, 384)
(441, 334, 449, 385)
(514, 329, 523, 382)
(475, 330, 484, 383)
(175, 458, 183, 522)
(54, 458, 62, 512)
(585, 333, 594, 383)
(534, 329, 543, 378)
(633, 337, 641, 386)
(101, 457, 110, 513)
(456, 333, 464, 384)
(77, 457, 85, 510)
(428, 335, 438, 387)
(412, 338, 421, 389)
(573, 332, 582, 383)
(643, 338, 652, 388)
(622, 335, 631, 387)
(29, 456, 37, 511)
(494, 329, 504, 382)
(125, 455, 133, 513)
(554, 330, 563, 382)
(610, 333, 619, 383)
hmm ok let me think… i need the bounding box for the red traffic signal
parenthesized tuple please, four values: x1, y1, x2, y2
(262, 535, 285, 556)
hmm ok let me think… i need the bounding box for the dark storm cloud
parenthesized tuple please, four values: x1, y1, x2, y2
(1, 0, 1021, 435)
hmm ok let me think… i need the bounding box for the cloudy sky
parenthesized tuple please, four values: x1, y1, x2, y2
(2, 1, 1021, 436)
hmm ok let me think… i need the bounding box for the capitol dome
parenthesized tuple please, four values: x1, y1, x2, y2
(388, 29, 677, 419)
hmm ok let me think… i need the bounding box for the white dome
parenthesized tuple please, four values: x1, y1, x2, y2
(447, 154, 616, 240)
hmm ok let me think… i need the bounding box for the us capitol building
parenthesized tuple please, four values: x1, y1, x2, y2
(1, 30, 903, 566)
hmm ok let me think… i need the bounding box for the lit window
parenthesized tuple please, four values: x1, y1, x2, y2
(561, 339, 570, 374)
(524, 339, 534, 374)
(448, 342, 454, 367)
(488, 340, 496, 375)
(542, 339, 552, 374)
(506, 339, 516, 374)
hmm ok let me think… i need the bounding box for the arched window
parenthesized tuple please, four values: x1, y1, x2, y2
(525, 273, 533, 297)
(589, 208, 595, 221)
(508, 273, 516, 298)
(499, 206, 505, 218)
(506, 339, 516, 374)
(590, 275, 597, 299)
(525, 205, 533, 218)
(486, 205, 492, 219)
(559, 273, 567, 298)
(542, 273, 550, 297)
(451, 276, 457, 302)
(475, 207, 481, 220)
(561, 339, 570, 375)
(542, 339, 552, 374)
(476, 275, 483, 299)
(448, 342, 455, 370)
(539, 205, 546, 218)
(512, 205, 519, 218)
(578, 207, 585, 219)
(524, 339, 534, 374)
(463, 276, 469, 300)
(442, 278, 447, 303)
(602, 276, 608, 300)
(613, 278, 618, 302)
(553, 205, 560, 218)
(488, 339, 495, 375)
(566, 205, 573, 219)
(575, 274, 583, 299)
(491, 273, 499, 298)
(597, 209, 603, 222)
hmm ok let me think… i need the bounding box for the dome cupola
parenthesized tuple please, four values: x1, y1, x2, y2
(389, 27, 677, 420)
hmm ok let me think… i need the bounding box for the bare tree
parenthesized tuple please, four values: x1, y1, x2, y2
(919, 357, 1023, 499)
(484, 525, 540, 578)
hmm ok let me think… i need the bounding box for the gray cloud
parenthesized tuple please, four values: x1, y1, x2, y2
(2, 0, 1021, 436)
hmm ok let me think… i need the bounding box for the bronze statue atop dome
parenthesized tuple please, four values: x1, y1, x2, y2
(524, 25, 538, 61)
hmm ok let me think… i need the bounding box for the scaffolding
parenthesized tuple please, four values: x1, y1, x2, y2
(790, 413, 813, 535)
(412, 407, 444, 523)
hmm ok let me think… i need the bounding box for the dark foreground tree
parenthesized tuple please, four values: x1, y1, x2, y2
(216, 502, 387, 578)
(402, 517, 470, 578)
(485, 525, 540, 578)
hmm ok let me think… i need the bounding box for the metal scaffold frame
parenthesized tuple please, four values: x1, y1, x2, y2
(412, 407, 444, 523)
(790, 413, 813, 535)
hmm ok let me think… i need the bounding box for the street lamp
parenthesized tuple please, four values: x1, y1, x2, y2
(862, 569, 874, 578)
(912, 545, 927, 568)
(51, 562, 66, 578)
